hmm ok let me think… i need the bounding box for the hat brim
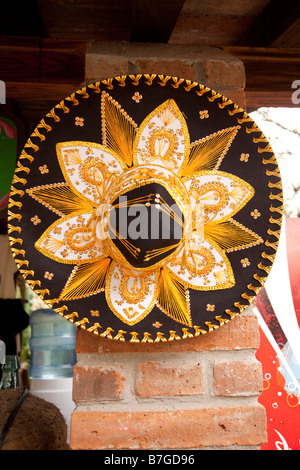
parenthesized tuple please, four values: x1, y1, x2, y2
(8, 75, 282, 343)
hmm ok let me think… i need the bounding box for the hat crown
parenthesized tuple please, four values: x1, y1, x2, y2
(108, 182, 184, 269)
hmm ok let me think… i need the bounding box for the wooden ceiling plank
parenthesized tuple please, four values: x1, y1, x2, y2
(0, 37, 85, 85)
(245, 91, 300, 109)
(0, 0, 45, 37)
(239, 0, 300, 47)
(6, 82, 83, 102)
(272, 18, 300, 48)
(0, 37, 41, 83)
(38, 0, 132, 41)
(130, 0, 185, 42)
(40, 38, 86, 84)
(223, 46, 300, 107)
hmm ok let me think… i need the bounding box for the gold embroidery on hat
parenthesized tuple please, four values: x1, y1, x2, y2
(144, 74, 156, 86)
(204, 219, 263, 253)
(182, 126, 240, 176)
(115, 76, 127, 87)
(26, 183, 94, 217)
(132, 92, 142, 103)
(101, 91, 137, 167)
(8, 75, 283, 342)
(119, 272, 149, 304)
(157, 268, 192, 326)
(59, 258, 110, 301)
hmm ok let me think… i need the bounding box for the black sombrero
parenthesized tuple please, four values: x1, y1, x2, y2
(8, 75, 283, 343)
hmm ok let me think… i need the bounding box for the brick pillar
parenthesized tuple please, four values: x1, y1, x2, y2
(69, 42, 267, 450)
(85, 42, 246, 108)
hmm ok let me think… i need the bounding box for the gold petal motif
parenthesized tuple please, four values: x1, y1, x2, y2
(181, 126, 240, 177)
(59, 257, 111, 300)
(101, 91, 138, 167)
(42, 236, 64, 254)
(56, 141, 125, 206)
(167, 237, 235, 291)
(26, 183, 94, 217)
(105, 261, 159, 325)
(157, 268, 192, 326)
(133, 99, 190, 172)
(35, 210, 106, 264)
(183, 170, 254, 224)
(204, 218, 263, 252)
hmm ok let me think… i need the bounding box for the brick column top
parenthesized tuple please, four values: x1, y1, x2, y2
(85, 41, 246, 108)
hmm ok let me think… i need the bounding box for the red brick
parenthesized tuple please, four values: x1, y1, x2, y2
(204, 58, 245, 89)
(213, 359, 263, 397)
(76, 311, 260, 354)
(70, 405, 267, 450)
(134, 59, 196, 81)
(135, 361, 205, 398)
(73, 364, 125, 402)
(85, 41, 128, 81)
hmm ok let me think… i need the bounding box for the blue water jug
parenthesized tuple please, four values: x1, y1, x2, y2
(29, 309, 76, 379)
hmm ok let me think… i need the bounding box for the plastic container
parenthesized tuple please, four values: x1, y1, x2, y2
(0, 355, 20, 389)
(29, 309, 76, 379)
(30, 377, 75, 441)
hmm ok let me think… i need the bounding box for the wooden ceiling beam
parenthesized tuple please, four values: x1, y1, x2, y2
(222, 46, 300, 108)
(272, 17, 300, 48)
(245, 91, 300, 109)
(0, 36, 85, 85)
(3, 39, 300, 110)
(239, 0, 300, 47)
(0, 0, 45, 37)
(130, 0, 185, 43)
(223, 46, 300, 92)
(6, 82, 83, 102)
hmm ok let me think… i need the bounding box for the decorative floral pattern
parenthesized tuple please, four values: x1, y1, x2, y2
(251, 209, 261, 219)
(240, 153, 249, 162)
(75, 116, 84, 127)
(44, 271, 54, 280)
(206, 304, 215, 312)
(241, 258, 250, 267)
(132, 92, 143, 103)
(27, 92, 263, 327)
(199, 110, 209, 119)
(31, 215, 41, 225)
(39, 165, 49, 174)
